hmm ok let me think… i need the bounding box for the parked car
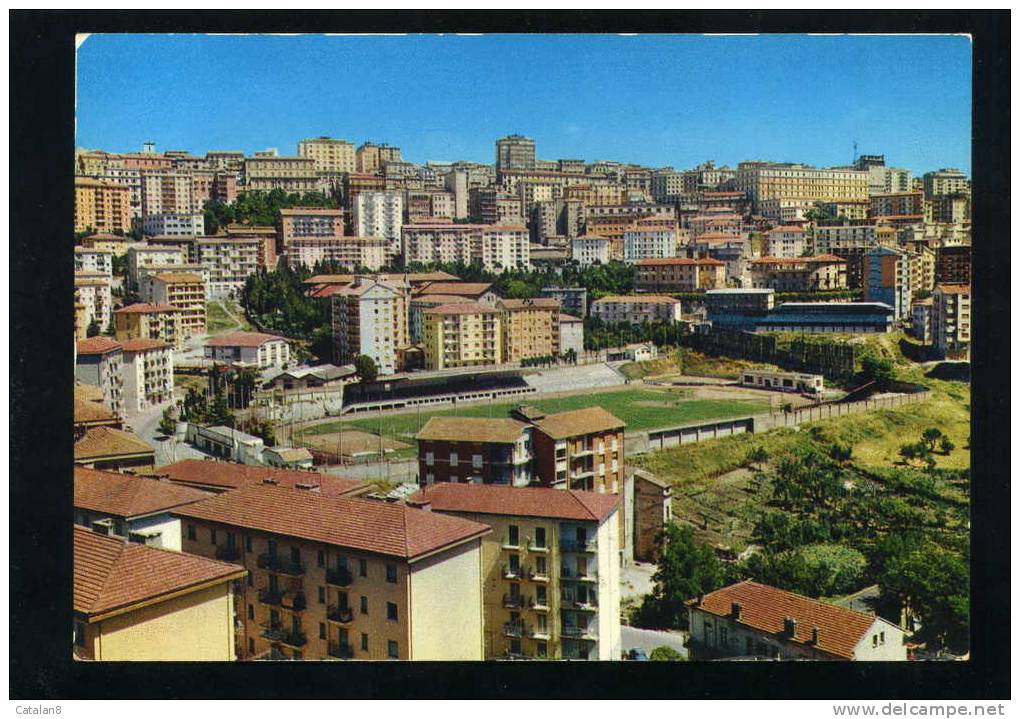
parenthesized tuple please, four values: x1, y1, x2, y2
(625, 648, 649, 661)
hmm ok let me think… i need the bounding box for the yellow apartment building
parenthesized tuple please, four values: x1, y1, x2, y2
(150, 272, 206, 337)
(410, 483, 622, 661)
(75, 177, 132, 234)
(73, 525, 245, 661)
(423, 302, 503, 370)
(498, 298, 561, 362)
(173, 482, 490, 661)
(298, 137, 356, 174)
(114, 302, 183, 349)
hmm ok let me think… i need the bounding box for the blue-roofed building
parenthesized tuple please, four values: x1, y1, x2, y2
(754, 302, 895, 334)
(702, 288, 776, 330)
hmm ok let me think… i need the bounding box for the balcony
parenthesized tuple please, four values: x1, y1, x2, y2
(500, 651, 535, 661)
(257, 587, 286, 607)
(560, 568, 598, 583)
(327, 605, 354, 624)
(571, 447, 595, 458)
(502, 564, 523, 580)
(281, 592, 307, 612)
(257, 553, 304, 576)
(561, 625, 598, 640)
(503, 621, 527, 638)
(327, 641, 355, 660)
(326, 566, 353, 587)
(215, 545, 242, 562)
(526, 539, 548, 553)
(260, 621, 307, 648)
(503, 593, 532, 610)
(559, 538, 598, 553)
(501, 537, 521, 550)
(566, 596, 599, 611)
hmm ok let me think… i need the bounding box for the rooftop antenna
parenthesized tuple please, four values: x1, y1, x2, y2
(852, 140, 858, 165)
(143, 141, 156, 154)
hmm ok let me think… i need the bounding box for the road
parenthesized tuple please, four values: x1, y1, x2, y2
(621, 626, 689, 659)
(129, 399, 208, 467)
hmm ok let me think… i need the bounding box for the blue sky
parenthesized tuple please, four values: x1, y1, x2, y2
(76, 34, 972, 175)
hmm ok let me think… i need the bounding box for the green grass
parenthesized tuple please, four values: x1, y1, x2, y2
(206, 299, 255, 334)
(303, 387, 771, 444)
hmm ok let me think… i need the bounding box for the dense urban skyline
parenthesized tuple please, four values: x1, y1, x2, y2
(76, 33, 972, 174)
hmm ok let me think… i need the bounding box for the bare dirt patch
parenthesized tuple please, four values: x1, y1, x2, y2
(298, 429, 409, 456)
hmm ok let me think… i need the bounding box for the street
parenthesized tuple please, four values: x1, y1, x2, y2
(621, 625, 689, 659)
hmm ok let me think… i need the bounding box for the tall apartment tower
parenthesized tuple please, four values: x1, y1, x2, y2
(495, 135, 536, 174)
(353, 191, 404, 259)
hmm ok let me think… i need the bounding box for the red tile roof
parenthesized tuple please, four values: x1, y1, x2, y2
(636, 257, 726, 266)
(594, 295, 681, 304)
(533, 406, 625, 439)
(74, 526, 244, 618)
(417, 417, 529, 444)
(415, 282, 493, 297)
(936, 283, 971, 295)
(75, 427, 154, 461)
(205, 331, 287, 348)
(120, 338, 171, 352)
(171, 483, 491, 560)
(153, 459, 366, 497)
(114, 302, 177, 314)
(75, 467, 210, 519)
(424, 302, 500, 316)
(412, 483, 619, 522)
(751, 255, 846, 265)
(76, 337, 123, 355)
(498, 298, 561, 310)
(689, 580, 884, 660)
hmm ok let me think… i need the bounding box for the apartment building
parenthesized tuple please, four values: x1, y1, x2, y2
(525, 406, 626, 494)
(495, 134, 537, 173)
(354, 191, 403, 258)
(498, 298, 560, 362)
(863, 246, 911, 319)
(423, 302, 503, 370)
(331, 275, 411, 375)
(757, 198, 815, 223)
(75, 337, 125, 419)
(765, 226, 808, 258)
(622, 221, 679, 262)
(243, 156, 320, 193)
(935, 245, 971, 285)
(869, 191, 925, 220)
(221, 224, 278, 271)
(634, 257, 727, 293)
(149, 272, 207, 338)
(911, 298, 933, 344)
(356, 142, 402, 173)
(687, 580, 906, 661)
(173, 483, 490, 661)
(284, 235, 387, 272)
(193, 236, 260, 299)
(74, 247, 114, 277)
(75, 177, 132, 234)
(80, 232, 133, 257)
(571, 235, 611, 267)
(468, 187, 524, 225)
(74, 273, 113, 333)
(406, 190, 456, 222)
(73, 525, 245, 661)
(298, 137, 356, 174)
(402, 223, 530, 271)
(410, 483, 622, 661)
(932, 284, 971, 359)
(538, 287, 587, 318)
(417, 417, 535, 487)
(748, 255, 848, 292)
(930, 194, 971, 224)
(279, 208, 344, 248)
(650, 170, 685, 203)
(143, 212, 205, 237)
(204, 331, 292, 369)
(735, 162, 869, 212)
(139, 172, 195, 218)
(563, 183, 627, 208)
(922, 168, 970, 199)
(114, 302, 183, 349)
(810, 223, 883, 256)
(121, 338, 174, 415)
(560, 314, 584, 356)
(126, 243, 188, 290)
(590, 295, 683, 325)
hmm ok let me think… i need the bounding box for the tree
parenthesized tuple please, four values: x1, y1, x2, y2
(861, 356, 895, 388)
(747, 446, 769, 471)
(354, 354, 378, 383)
(631, 523, 724, 630)
(86, 318, 101, 337)
(829, 443, 853, 464)
(939, 436, 956, 455)
(921, 428, 944, 451)
(649, 646, 686, 661)
(157, 406, 177, 436)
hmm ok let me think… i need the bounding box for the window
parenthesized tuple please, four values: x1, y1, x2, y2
(245, 535, 252, 552)
(359, 559, 367, 577)
(472, 454, 483, 468)
(508, 525, 519, 547)
(210, 528, 217, 546)
(873, 634, 879, 647)
(388, 640, 399, 659)
(386, 564, 397, 583)
(387, 602, 398, 621)
(536, 556, 546, 576)
(318, 586, 326, 604)
(361, 633, 369, 651)
(73, 621, 85, 647)
(360, 596, 368, 615)
(534, 527, 546, 548)
(319, 623, 327, 640)
(247, 604, 254, 620)
(720, 627, 728, 644)
(449, 451, 458, 467)
(248, 638, 255, 655)
(317, 550, 325, 568)
(187, 524, 196, 541)
(880, 632, 885, 645)
(291, 546, 301, 565)
(536, 585, 547, 606)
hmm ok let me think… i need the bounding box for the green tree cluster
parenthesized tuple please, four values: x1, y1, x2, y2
(203, 189, 336, 234)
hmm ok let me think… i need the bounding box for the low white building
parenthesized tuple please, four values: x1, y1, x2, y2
(688, 580, 907, 661)
(607, 342, 658, 362)
(571, 235, 611, 267)
(262, 446, 315, 469)
(765, 226, 808, 258)
(623, 227, 678, 263)
(120, 338, 175, 415)
(739, 369, 823, 394)
(186, 424, 265, 465)
(127, 243, 188, 290)
(204, 331, 291, 369)
(590, 295, 683, 325)
(142, 212, 205, 237)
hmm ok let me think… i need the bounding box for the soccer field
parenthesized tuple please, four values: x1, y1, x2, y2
(300, 387, 771, 446)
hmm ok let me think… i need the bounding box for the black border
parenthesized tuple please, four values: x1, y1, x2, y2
(10, 10, 1009, 699)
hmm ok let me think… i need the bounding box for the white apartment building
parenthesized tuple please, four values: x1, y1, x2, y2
(571, 235, 611, 267)
(140, 172, 194, 218)
(590, 295, 684, 325)
(932, 284, 971, 359)
(284, 236, 387, 271)
(204, 331, 291, 369)
(74, 248, 114, 277)
(142, 212, 205, 237)
(478, 226, 530, 271)
(192, 236, 260, 299)
(402, 223, 531, 272)
(74, 273, 113, 332)
(120, 339, 174, 415)
(622, 227, 678, 263)
(331, 275, 411, 376)
(75, 337, 125, 419)
(812, 224, 881, 256)
(354, 191, 404, 258)
(765, 226, 807, 258)
(867, 166, 913, 195)
(758, 198, 815, 223)
(127, 244, 188, 290)
(100, 167, 143, 219)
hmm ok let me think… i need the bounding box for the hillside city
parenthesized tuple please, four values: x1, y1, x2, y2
(72, 134, 971, 663)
